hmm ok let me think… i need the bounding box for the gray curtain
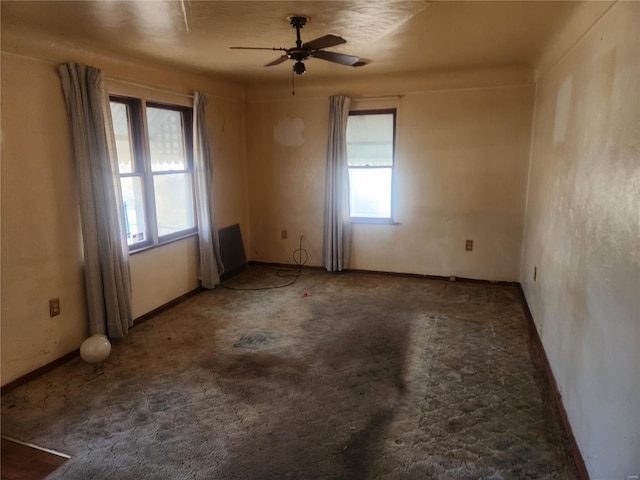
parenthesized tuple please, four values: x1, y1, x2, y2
(193, 92, 224, 288)
(323, 95, 352, 271)
(58, 63, 133, 338)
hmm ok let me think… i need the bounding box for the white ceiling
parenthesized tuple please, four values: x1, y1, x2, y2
(1, 1, 612, 83)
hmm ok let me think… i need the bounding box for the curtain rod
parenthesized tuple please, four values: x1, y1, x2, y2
(106, 77, 194, 99)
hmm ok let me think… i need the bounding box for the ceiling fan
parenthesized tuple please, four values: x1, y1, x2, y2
(230, 15, 363, 75)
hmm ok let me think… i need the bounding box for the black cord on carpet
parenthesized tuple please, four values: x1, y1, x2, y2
(222, 235, 308, 291)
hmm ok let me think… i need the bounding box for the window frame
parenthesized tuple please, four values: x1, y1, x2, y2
(346, 108, 397, 224)
(109, 95, 197, 252)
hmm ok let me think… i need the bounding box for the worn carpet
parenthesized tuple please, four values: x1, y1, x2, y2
(1, 266, 578, 479)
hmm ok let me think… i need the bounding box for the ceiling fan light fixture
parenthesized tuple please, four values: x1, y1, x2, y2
(293, 61, 306, 75)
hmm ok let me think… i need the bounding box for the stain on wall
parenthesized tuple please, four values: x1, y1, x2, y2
(553, 74, 572, 144)
(273, 115, 304, 147)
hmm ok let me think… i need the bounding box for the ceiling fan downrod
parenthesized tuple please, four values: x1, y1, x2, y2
(288, 15, 308, 49)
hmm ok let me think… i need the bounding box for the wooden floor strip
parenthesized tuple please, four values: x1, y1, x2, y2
(1, 436, 69, 480)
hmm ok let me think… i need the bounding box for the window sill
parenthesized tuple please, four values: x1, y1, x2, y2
(129, 231, 199, 256)
(351, 218, 399, 225)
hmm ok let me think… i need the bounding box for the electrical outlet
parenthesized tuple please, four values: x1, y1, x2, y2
(49, 298, 60, 317)
(281, 229, 288, 240)
(465, 240, 473, 251)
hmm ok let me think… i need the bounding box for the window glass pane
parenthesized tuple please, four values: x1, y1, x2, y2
(348, 168, 392, 218)
(346, 113, 394, 167)
(153, 173, 195, 237)
(110, 102, 134, 174)
(120, 176, 147, 245)
(146, 107, 187, 172)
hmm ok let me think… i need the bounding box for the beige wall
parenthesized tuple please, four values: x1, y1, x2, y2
(129, 237, 200, 320)
(1, 37, 248, 385)
(1, 53, 87, 384)
(245, 67, 534, 280)
(521, 2, 640, 477)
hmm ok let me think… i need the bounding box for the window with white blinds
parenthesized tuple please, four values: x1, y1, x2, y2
(346, 109, 396, 222)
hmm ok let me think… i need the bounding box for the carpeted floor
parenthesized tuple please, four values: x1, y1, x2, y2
(1, 266, 578, 479)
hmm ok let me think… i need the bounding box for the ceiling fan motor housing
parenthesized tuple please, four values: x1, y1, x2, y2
(289, 48, 310, 62)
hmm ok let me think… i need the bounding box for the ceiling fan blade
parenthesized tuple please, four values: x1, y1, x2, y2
(265, 55, 289, 67)
(303, 34, 346, 51)
(230, 47, 287, 51)
(312, 50, 360, 66)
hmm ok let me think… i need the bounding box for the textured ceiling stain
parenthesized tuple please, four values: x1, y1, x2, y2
(291, 1, 429, 49)
(274, 116, 304, 148)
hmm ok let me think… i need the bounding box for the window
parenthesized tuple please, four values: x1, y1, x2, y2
(346, 109, 396, 222)
(110, 96, 196, 250)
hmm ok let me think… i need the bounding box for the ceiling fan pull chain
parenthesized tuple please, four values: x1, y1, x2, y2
(291, 67, 296, 96)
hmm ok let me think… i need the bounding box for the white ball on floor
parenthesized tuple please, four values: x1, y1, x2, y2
(80, 334, 112, 364)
